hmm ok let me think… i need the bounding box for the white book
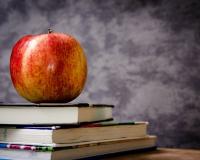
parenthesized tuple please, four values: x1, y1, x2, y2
(0, 103, 113, 125)
(0, 136, 157, 160)
(0, 122, 148, 144)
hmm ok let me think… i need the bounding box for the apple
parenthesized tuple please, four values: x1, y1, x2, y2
(10, 29, 87, 103)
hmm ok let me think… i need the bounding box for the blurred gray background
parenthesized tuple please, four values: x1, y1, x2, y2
(0, 0, 200, 148)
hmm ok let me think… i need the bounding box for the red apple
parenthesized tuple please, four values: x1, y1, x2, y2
(10, 30, 87, 103)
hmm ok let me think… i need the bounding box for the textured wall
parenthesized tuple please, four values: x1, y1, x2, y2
(0, 0, 200, 148)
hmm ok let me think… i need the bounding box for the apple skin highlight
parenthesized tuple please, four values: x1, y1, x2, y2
(10, 32, 87, 103)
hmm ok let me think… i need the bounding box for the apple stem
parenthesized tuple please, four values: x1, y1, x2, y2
(48, 28, 53, 34)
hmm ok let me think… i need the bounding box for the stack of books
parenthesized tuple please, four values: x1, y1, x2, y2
(0, 103, 156, 160)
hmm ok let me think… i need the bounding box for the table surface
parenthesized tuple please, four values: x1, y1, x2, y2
(101, 148, 200, 160)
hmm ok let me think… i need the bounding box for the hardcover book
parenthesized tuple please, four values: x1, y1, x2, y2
(0, 136, 157, 160)
(0, 121, 148, 144)
(0, 103, 113, 125)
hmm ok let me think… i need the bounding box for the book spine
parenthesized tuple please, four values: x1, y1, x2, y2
(0, 143, 53, 152)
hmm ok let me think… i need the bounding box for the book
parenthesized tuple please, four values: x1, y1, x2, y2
(0, 103, 113, 125)
(0, 121, 148, 144)
(0, 136, 157, 160)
